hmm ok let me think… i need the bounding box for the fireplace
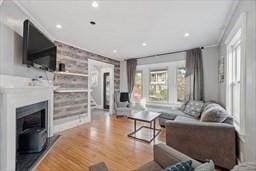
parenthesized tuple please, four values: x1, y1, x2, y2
(15, 100, 59, 171)
(16, 101, 48, 154)
(0, 74, 56, 171)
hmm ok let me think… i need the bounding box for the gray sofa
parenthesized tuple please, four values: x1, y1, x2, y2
(159, 101, 236, 169)
(136, 143, 202, 171)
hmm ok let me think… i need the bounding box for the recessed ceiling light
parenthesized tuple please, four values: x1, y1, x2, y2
(142, 42, 147, 47)
(56, 24, 62, 29)
(113, 49, 117, 53)
(91, 1, 99, 8)
(90, 21, 96, 25)
(184, 33, 190, 37)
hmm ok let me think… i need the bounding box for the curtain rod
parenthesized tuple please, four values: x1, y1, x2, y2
(135, 47, 204, 60)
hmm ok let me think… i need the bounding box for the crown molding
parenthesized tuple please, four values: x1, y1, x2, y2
(12, 0, 55, 41)
(217, 0, 240, 44)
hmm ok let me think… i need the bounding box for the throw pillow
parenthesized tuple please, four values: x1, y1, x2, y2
(200, 107, 229, 123)
(194, 160, 214, 171)
(203, 103, 225, 113)
(117, 101, 129, 108)
(184, 101, 204, 119)
(163, 160, 193, 171)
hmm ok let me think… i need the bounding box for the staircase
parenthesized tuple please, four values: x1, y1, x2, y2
(90, 95, 97, 109)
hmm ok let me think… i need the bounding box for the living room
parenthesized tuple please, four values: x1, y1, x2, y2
(0, 0, 255, 171)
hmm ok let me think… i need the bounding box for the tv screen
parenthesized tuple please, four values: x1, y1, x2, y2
(23, 19, 56, 71)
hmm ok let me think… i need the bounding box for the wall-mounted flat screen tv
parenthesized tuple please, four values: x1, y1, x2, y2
(23, 19, 56, 71)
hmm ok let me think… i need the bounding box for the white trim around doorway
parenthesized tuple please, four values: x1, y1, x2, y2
(88, 59, 115, 121)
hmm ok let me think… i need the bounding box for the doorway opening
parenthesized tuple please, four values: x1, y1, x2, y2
(88, 59, 114, 121)
(103, 72, 110, 109)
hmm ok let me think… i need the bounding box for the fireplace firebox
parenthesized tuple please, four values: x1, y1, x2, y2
(16, 101, 48, 154)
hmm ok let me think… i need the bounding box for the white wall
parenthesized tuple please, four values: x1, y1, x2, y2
(137, 52, 185, 65)
(119, 60, 128, 92)
(218, 0, 256, 162)
(0, 1, 53, 80)
(202, 46, 219, 102)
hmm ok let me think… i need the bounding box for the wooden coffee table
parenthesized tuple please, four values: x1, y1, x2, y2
(128, 111, 161, 143)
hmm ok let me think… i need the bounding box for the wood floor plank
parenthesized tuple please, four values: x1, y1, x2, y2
(36, 114, 164, 171)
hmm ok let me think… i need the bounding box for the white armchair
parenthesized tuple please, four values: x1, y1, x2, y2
(113, 92, 131, 117)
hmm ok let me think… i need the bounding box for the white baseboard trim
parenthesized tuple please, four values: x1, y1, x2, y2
(53, 114, 90, 134)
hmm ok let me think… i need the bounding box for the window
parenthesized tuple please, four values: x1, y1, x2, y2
(132, 71, 142, 102)
(176, 67, 186, 102)
(229, 37, 241, 126)
(226, 28, 243, 129)
(149, 70, 168, 102)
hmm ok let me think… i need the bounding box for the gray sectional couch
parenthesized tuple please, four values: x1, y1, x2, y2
(159, 101, 237, 169)
(159, 101, 233, 127)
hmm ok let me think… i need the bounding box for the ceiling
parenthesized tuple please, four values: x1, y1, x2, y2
(17, 0, 235, 60)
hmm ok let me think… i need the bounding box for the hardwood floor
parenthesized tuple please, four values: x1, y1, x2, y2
(36, 113, 165, 171)
(36, 111, 224, 171)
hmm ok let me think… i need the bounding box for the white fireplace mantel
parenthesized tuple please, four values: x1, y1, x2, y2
(0, 74, 54, 171)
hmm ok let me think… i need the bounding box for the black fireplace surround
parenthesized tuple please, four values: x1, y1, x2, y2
(16, 101, 48, 153)
(16, 101, 59, 171)
(16, 101, 48, 171)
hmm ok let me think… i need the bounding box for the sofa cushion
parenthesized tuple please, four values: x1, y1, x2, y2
(160, 110, 188, 120)
(200, 109, 229, 123)
(163, 160, 193, 171)
(202, 103, 225, 113)
(194, 160, 214, 171)
(223, 116, 233, 124)
(184, 101, 204, 119)
(174, 116, 199, 123)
